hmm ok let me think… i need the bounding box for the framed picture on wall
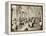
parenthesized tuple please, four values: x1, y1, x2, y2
(5, 1, 45, 34)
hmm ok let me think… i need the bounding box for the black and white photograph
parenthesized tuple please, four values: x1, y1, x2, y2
(11, 4, 43, 32)
(0, 0, 45, 35)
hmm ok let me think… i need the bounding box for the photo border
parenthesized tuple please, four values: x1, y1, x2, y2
(8, 1, 45, 35)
